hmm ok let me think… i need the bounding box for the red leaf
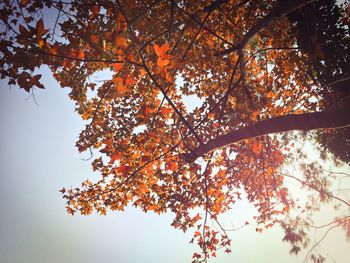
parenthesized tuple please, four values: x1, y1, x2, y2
(31, 74, 44, 89)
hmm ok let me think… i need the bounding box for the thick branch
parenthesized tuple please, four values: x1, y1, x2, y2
(181, 103, 350, 162)
(216, 0, 317, 56)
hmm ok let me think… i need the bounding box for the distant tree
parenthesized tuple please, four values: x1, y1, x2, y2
(1, 0, 349, 261)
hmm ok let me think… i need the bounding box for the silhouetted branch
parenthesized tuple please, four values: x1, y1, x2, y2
(182, 102, 350, 162)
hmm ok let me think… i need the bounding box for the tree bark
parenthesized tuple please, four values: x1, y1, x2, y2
(181, 102, 350, 163)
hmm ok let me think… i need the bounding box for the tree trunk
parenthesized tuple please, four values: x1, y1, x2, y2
(181, 102, 350, 163)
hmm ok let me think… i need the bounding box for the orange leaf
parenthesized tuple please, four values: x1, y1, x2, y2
(90, 34, 100, 45)
(125, 76, 135, 86)
(165, 72, 174, 82)
(66, 206, 76, 215)
(252, 143, 261, 154)
(48, 44, 59, 55)
(266, 91, 274, 99)
(127, 52, 136, 63)
(67, 49, 84, 59)
(38, 39, 44, 48)
(251, 110, 259, 121)
(161, 107, 171, 116)
(143, 105, 153, 116)
(113, 76, 123, 86)
(19, 0, 29, 6)
(157, 57, 170, 67)
(154, 43, 170, 57)
(112, 63, 124, 71)
(113, 77, 126, 94)
(114, 35, 128, 48)
(166, 160, 178, 171)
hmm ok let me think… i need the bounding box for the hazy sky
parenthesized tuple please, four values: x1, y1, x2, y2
(0, 66, 349, 263)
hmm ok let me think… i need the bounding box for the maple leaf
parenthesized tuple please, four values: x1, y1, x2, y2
(35, 19, 48, 39)
(157, 57, 170, 67)
(19, 24, 29, 35)
(154, 43, 170, 57)
(114, 35, 128, 48)
(17, 73, 44, 92)
(19, 0, 29, 7)
(31, 74, 44, 89)
(113, 77, 126, 95)
(154, 43, 173, 67)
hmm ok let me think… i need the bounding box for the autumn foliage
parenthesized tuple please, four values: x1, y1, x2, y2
(1, 0, 350, 262)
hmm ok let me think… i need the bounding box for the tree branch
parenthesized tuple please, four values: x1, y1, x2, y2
(181, 102, 350, 162)
(0, 41, 142, 66)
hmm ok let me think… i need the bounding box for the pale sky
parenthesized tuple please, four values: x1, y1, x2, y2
(0, 66, 349, 262)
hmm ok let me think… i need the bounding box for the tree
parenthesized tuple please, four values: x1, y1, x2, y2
(1, 0, 349, 261)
